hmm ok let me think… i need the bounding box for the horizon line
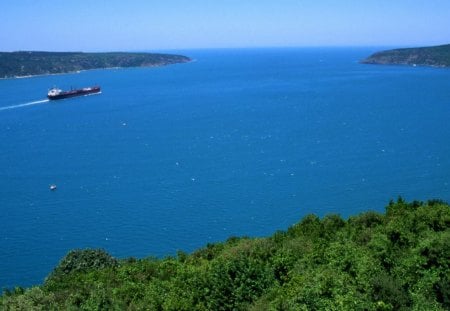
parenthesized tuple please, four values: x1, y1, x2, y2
(2, 43, 443, 54)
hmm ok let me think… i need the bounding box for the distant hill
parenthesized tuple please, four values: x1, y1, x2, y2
(0, 51, 191, 78)
(361, 44, 450, 67)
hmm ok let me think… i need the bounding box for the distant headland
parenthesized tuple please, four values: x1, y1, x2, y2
(361, 43, 450, 67)
(0, 51, 191, 79)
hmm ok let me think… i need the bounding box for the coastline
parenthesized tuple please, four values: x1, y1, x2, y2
(0, 62, 191, 80)
(0, 51, 192, 80)
(361, 43, 450, 68)
(360, 62, 449, 69)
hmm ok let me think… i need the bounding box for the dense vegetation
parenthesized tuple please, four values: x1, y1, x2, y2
(361, 43, 450, 67)
(0, 51, 191, 78)
(1, 198, 449, 310)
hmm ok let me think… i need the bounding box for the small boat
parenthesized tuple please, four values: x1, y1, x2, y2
(47, 86, 101, 100)
(50, 184, 57, 191)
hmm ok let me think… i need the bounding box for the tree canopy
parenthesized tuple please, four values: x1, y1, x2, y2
(1, 198, 449, 310)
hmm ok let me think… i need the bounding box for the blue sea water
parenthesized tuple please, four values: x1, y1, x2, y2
(1, 48, 450, 289)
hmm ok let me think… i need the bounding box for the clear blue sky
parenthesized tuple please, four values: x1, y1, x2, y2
(2, 0, 450, 51)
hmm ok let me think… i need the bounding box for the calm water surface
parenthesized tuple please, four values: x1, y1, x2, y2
(1, 48, 450, 288)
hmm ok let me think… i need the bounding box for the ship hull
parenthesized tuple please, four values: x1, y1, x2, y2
(47, 86, 101, 100)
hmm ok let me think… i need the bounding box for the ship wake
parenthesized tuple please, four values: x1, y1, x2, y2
(0, 99, 50, 112)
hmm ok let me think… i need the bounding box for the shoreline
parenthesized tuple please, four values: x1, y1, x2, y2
(360, 61, 449, 69)
(361, 43, 450, 68)
(0, 61, 191, 81)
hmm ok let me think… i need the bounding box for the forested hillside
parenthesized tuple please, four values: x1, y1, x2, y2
(362, 44, 450, 67)
(0, 51, 191, 78)
(1, 198, 449, 310)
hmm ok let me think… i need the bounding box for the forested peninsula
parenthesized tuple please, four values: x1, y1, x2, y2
(0, 51, 191, 78)
(1, 199, 449, 310)
(362, 44, 450, 67)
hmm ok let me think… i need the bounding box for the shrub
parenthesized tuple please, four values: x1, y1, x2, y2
(46, 249, 118, 282)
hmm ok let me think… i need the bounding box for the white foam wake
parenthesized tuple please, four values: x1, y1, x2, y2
(0, 99, 50, 111)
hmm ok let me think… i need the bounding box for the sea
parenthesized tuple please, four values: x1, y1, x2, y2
(1, 48, 450, 289)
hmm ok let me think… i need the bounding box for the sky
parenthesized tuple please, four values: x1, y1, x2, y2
(1, 0, 450, 51)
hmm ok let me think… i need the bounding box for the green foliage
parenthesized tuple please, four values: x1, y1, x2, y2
(1, 287, 57, 310)
(45, 249, 118, 286)
(2, 199, 450, 310)
(435, 273, 450, 309)
(52, 248, 117, 275)
(205, 255, 274, 310)
(371, 272, 411, 310)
